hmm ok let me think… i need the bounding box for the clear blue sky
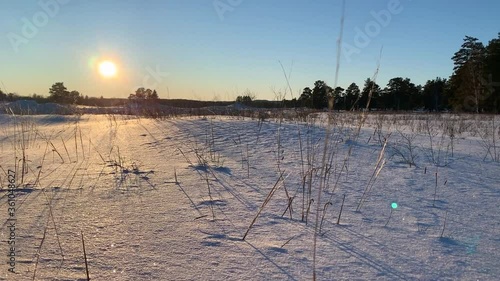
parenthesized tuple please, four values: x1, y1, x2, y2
(0, 0, 498, 100)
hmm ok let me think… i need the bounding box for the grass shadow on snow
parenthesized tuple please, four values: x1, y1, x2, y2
(191, 164, 232, 176)
(214, 166, 231, 175)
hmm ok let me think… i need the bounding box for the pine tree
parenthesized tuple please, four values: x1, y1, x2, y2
(450, 36, 486, 112)
(483, 33, 500, 112)
(312, 80, 329, 109)
(344, 83, 360, 110)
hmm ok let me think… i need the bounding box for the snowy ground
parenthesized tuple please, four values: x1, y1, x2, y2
(0, 113, 499, 280)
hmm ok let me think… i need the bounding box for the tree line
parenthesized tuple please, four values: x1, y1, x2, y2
(1, 33, 498, 113)
(0, 82, 160, 107)
(1, 82, 93, 105)
(277, 33, 499, 113)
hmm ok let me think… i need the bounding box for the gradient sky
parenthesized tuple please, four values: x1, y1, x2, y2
(1, 0, 498, 100)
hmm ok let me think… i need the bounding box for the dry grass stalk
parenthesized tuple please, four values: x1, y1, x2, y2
(242, 170, 285, 241)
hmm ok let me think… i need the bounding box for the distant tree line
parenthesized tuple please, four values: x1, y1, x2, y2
(0, 82, 234, 108)
(291, 77, 425, 111)
(2, 33, 498, 113)
(48, 82, 82, 104)
(0, 90, 18, 102)
(1, 82, 84, 104)
(275, 33, 499, 113)
(235, 90, 256, 106)
(0, 83, 161, 107)
(128, 87, 159, 101)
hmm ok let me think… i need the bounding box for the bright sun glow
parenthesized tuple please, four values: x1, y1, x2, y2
(98, 61, 117, 78)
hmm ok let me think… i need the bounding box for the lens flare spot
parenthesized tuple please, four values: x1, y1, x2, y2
(391, 202, 398, 209)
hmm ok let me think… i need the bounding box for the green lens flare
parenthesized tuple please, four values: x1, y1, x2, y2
(391, 202, 398, 209)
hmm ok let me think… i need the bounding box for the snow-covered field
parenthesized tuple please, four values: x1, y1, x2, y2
(0, 112, 499, 280)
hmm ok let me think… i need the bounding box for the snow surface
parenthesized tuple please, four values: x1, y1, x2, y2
(0, 113, 499, 280)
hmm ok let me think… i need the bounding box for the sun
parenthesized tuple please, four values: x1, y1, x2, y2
(98, 60, 117, 78)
